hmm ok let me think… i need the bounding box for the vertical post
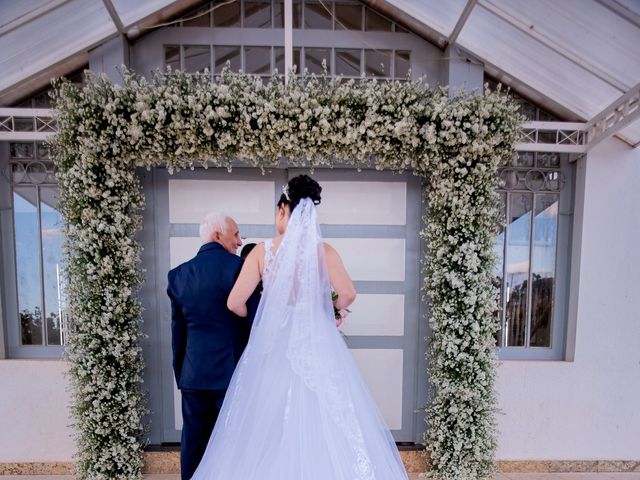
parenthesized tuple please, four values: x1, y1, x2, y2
(284, 0, 293, 84)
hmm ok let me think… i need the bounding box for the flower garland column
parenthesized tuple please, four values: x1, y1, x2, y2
(422, 95, 517, 480)
(53, 80, 147, 479)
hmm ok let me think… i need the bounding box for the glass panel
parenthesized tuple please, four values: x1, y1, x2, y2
(395, 50, 410, 78)
(517, 101, 537, 121)
(530, 194, 558, 347)
(304, 1, 332, 29)
(213, 0, 241, 27)
(336, 49, 361, 77)
(10, 143, 34, 159)
(524, 169, 545, 191)
(183, 7, 210, 27)
(394, 23, 408, 33)
(364, 49, 391, 77)
(245, 46, 271, 75)
(275, 47, 301, 74)
(184, 45, 211, 74)
(245, 1, 272, 28)
(14, 188, 43, 345)
(538, 109, 559, 122)
(40, 187, 65, 346)
(514, 151, 534, 167)
(335, 4, 362, 30)
(274, 0, 301, 28)
(537, 152, 560, 168)
(14, 98, 32, 108)
(215, 46, 241, 73)
(305, 48, 331, 75)
(365, 8, 392, 31)
(36, 142, 50, 160)
(505, 192, 532, 347)
(164, 45, 180, 70)
(33, 91, 52, 108)
(544, 171, 562, 191)
(494, 192, 507, 345)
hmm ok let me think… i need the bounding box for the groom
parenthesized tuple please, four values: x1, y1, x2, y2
(167, 212, 258, 480)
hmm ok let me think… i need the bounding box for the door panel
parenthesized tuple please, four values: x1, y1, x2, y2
(146, 167, 424, 444)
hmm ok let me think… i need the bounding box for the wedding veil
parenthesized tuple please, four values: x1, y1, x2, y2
(191, 197, 407, 480)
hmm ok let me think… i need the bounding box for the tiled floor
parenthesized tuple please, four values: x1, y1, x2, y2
(2, 474, 640, 480)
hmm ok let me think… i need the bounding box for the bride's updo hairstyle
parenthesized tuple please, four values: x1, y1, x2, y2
(278, 174, 322, 212)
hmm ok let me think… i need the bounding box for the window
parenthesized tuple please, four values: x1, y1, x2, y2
(165, 44, 410, 81)
(174, 1, 404, 33)
(2, 143, 67, 357)
(495, 152, 573, 360)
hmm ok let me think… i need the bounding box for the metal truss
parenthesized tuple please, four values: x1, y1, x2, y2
(8, 108, 638, 154)
(0, 108, 56, 141)
(515, 122, 587, 153)
(586, 82, 640, 149)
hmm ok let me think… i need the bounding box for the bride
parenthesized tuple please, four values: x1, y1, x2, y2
(190, 174, 408, 480)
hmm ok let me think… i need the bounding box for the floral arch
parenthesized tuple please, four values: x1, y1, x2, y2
(51, 68, 521, 480)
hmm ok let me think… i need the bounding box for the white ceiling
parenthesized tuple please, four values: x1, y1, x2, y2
(1, 0, 639, 144)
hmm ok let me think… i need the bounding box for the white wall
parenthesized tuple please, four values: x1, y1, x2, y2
(0, 360, 75, 461)
(496, 137, 640, 460)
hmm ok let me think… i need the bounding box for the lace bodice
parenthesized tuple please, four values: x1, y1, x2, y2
(262, 238, 277, 288)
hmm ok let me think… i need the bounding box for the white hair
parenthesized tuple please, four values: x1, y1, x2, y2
(199, 212, 230, 243)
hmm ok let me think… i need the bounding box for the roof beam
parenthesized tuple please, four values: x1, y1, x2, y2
(101, 0, 125, 34)
(478, 0, 631, 92)
(0, 0, 72, 36)
(445, 0, 477, 48)
(587, 82, 640, 149)
(595, 0, 640, 29)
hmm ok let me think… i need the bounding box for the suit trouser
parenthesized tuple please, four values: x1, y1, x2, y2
(180, 389, 226, 480)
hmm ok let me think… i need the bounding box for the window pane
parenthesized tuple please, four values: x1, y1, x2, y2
(305, 48, 331, 75)
(33, 91, 52, 108)
(165, 45, 180, 70)
(365, 8, 392, 31)
(537, 152, 560, 168)
(274, 0, 301, 28)
(213, 0, 241, 27)
(14, 188, 43, 345)
(40, 188, 65, 346)
(183, 7, 210, 27)
(304, 2, 332, 29)
(530, 194, 558, 347)
(36, 142, 51, 160)
(10, 143, 34, 159)
(494, 192, 506, 345)
(245, 46, 271, 75)
(215, 46, 241, 73)
(505, 192, 532, 347)
(364, 49, 391, 77)
(184, 45, 211, 74)
(336, 49, 361, 77)
(245, 1, 272, 28)
(275, 47, 301, 74)
(395, 50, 410, 78)
(335, 4, 362, 30)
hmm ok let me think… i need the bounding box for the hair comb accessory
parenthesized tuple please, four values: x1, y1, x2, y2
(282, 184, 291, 201)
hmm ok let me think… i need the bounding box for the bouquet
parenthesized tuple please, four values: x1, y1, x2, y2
(331, 290, 351, 327)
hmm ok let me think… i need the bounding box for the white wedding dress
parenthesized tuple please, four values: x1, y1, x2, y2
(191, 198, 408, 480)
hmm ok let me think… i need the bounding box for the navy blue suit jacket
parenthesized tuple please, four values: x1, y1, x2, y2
(167, 242, 258, 391)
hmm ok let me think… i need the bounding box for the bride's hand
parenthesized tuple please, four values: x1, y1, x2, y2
(335, 309, 349, 327)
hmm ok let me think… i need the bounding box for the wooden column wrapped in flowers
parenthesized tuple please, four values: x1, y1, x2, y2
(51, 69, 522, 480)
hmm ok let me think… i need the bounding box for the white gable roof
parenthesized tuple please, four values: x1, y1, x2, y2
(1, 0, 639, 143)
